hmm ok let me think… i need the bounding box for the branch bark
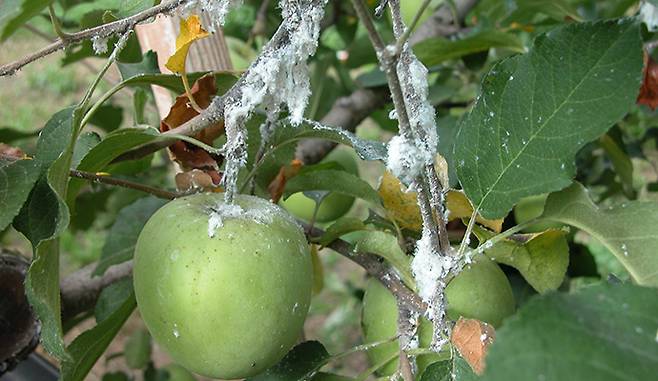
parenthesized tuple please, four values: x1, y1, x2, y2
(0, 0, 189, 77)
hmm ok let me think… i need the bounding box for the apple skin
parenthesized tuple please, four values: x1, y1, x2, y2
(444, 257, 516, 327)
(362, 258, 515, 376)
(281, 148, 358, 222)
(133, 193, 312, 379)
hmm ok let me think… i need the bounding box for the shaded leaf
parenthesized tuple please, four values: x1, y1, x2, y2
(419, 361, 451, 381)
(283, 169, 380, 205)
(246, 341, 330, 381)
(60, 292, 136, 381)
(94, 278, 133, 323)
(474, 227, 570, 293)
(124, 328, 151, 369)
(414, 30, 525, 67)
(481, 283, 658, 381)
(542, 182, 658, 287)
(455, 19, 643, 219)
(0, 0, 50, 41)
(0, 158, 40, 231)
(94, 197, 167, 276)
(355, 231, 415, 290)
(316, 217, 367, 246)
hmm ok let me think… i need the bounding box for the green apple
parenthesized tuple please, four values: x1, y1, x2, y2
(281, 148, 358, 223)
(513, 194, 564, 233)
(133, 193, 313, 379)
(361, 257, 515, 376)
(361, 278, 442, 376)
(445, 257, 516, 327)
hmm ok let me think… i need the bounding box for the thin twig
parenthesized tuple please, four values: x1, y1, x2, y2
(0, 0, 188, 76)
(69, 169, 182, 200)
(393, 0, 434, 54)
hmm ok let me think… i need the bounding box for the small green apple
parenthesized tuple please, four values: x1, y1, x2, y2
(361, 257, 515, 376)
(361, 278, 442, 376)
(133, 193, 313, 379)
(281, 148, 358, 222)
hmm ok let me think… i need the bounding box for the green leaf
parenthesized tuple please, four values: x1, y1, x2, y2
(116, 50, 161, 79)
(414, 30, 525, 67)
(505, 0, 582, 24)
(473, 227, 569, 293)
(316, 217, 367, 246)
(72, 132, 101, 168)
(283, 169, 381, 205)
(455, 19, 643, 219)
(0, 159, 41, 231)
(0, 0, 50, 41)
(542, 182, 658, 287)
(60, 292, 136, 381)
(419, 360, 451, 381)
(15, 107, 80, 360)
(481, 283, 658, 381)
(94, 196, 167, 276)
(67, 127, 162, 204)
(94, 278, 133, 323)
(124, 328, 152, 369)
(246, 341, 330, 381)
(354, 231, 415, 290)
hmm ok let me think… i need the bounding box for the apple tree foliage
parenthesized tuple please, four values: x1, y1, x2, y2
(1, 0, 658, 380)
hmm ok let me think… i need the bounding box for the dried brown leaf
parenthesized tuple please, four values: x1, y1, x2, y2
(451, 318, 496, 375)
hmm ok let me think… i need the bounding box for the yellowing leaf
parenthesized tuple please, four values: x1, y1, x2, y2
(378, 171, 504, 232)
(379, 171, 423, 231)
(164, 15, 210, 74)
(447, 190, 504, 233)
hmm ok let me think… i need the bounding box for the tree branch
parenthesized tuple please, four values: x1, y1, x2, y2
(69, 169, 182, 200)
(0, 0, 188, 77)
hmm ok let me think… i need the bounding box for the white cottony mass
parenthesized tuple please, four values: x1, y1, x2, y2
(219, 0, 327, 201)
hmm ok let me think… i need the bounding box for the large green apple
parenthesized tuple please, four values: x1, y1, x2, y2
(281, 148, 358, 222)
(361, 257, 515, 376)
(133, 193, 313, 379)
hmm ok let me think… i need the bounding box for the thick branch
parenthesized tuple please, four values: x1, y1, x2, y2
(60, 261, 133, 322)
(408, 0, 478, 45)
(0, 0, 188, 77)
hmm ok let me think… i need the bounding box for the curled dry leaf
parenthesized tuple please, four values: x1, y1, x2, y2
(164, 15, 210, 74)
(378, 170, 503, 232)
(637, 51, 658, 110)
(160, 74, 224, 187)
(451, 318, 496, 375)
(267, 159, 303, 203)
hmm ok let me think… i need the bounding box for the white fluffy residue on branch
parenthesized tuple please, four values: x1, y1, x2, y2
(221, 0, 327, 202)
(182, 0, 244, 31)
(91, 35, 109, 54)
(385, 49, 438, 184)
